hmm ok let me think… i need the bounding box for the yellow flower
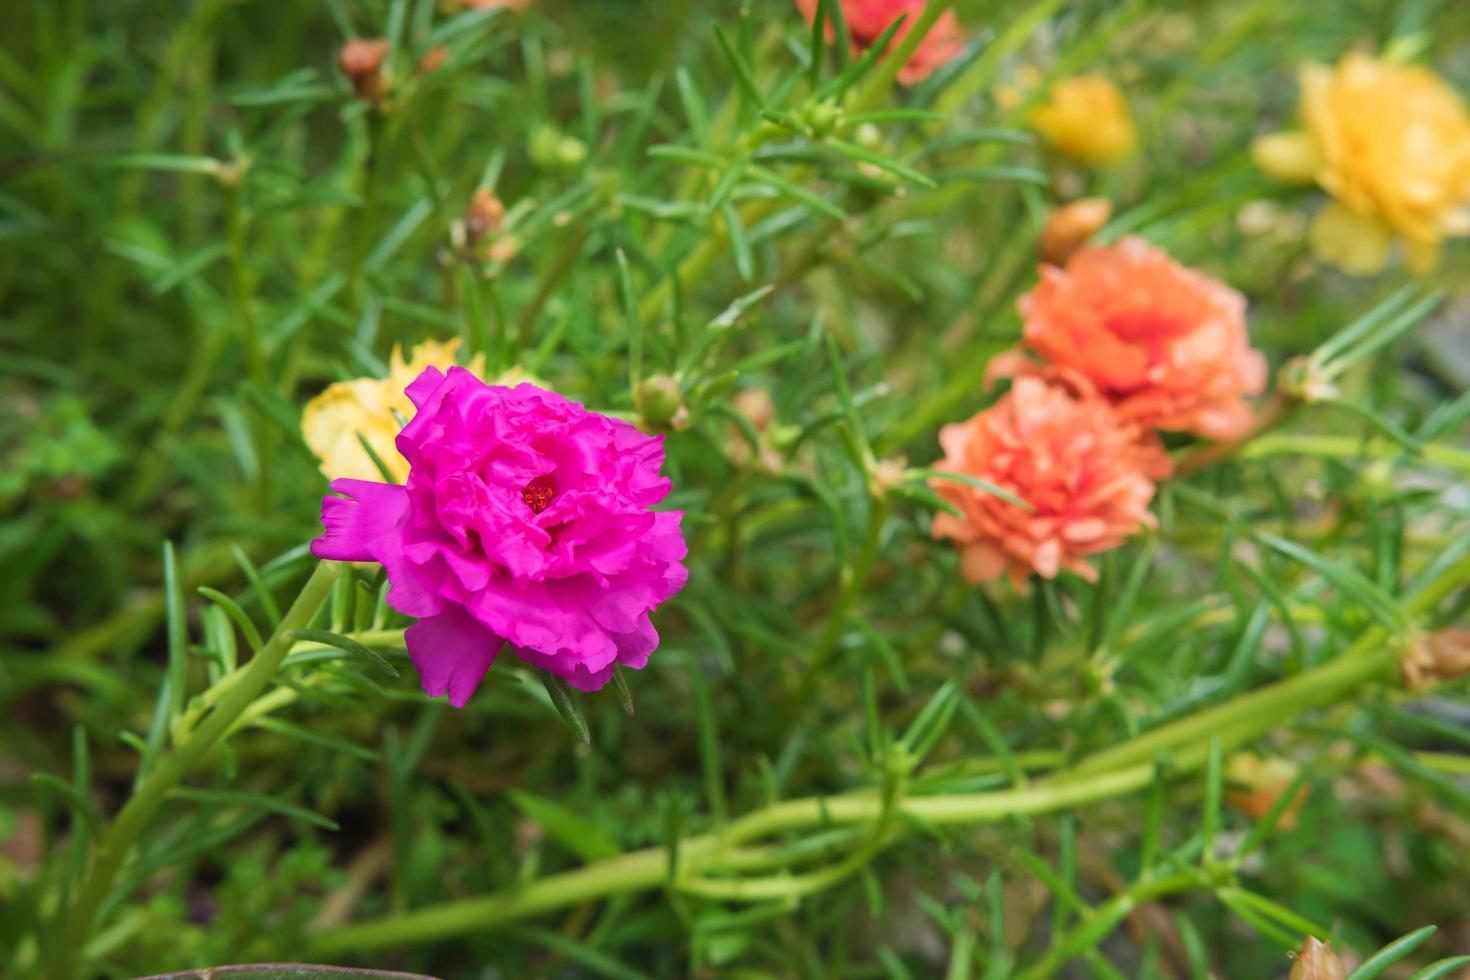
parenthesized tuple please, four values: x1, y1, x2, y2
(1029, 75, 1136, 167)
(1253, 53, 1470, 275)
(301, 340, 486, 483)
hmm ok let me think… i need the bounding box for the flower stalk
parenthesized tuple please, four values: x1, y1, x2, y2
(45, 561, 342, 978)
(307, 545, 1470, 956)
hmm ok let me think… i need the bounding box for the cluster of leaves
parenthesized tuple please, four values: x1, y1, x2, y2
(3, 0, 1470, 977)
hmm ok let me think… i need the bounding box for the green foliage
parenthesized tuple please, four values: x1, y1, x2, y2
(2, 0, 1469, 978)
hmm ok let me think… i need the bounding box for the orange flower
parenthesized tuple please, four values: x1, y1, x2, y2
(1014, 237, 1267, 445)
(795, 0, 965, 85)
(931, 377, 1158, 587)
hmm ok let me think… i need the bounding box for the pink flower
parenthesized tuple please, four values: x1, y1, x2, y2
(795, 0, 966, 85)
(931, 377, 1158, 587)
(311, 368, 688, 705)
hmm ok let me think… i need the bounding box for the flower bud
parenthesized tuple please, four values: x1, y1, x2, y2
(464, 188, 505, 247)
(733, 389, 776, 433)
(1225, 753, 1307, 829)
(1289, 937, 1345, 980)
(1277, 356, 1338, 404)
(1039, 198, 1112, 265)
(340, 39, 389, 104)
(869, 456, 908, 498)
(803, 99, 842, 138)
(1403, 628, 1470, 689)
(854, 123, 882, 150)
(635, 375, 687, 430)
(530, 126, 588, 169)
(415, 45, 447, 75)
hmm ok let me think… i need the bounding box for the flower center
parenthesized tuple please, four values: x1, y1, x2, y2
(521, 475, 556, 514)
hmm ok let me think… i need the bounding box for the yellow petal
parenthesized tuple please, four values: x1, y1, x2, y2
(1308, 201, 1393, 275)
(301, 379, 408, 483)
(1251, 131, 1320, 184)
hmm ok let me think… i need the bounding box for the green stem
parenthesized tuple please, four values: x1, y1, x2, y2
(514, 226, 588, 354)
(225, 179, 261, 387)
(1240, 433, 1470, 473)
(1013, 872, 1204, 980)
(308, 550, 1470, 956)
(308, 764, 1153, 956)
(797, 496, 891, 702)
(47, 561, 341, 977)
(172, 627, 406, 739)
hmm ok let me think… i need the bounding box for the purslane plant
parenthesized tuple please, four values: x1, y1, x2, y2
(9, 0, 1470, 977)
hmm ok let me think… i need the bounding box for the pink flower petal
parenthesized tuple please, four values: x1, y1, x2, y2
(405, 605, 502, 707)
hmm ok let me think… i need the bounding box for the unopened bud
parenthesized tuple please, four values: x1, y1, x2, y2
(635, 375, 686, 430)
(557, 136, 588, 167)
(733, 388, 776, 432)
(486, 235, 521, 265)
(340, 39, 389, 104)
(529, 126, 587, 168)
(1289, 937, 1345, 980)
(870, 456, 908, 497)
(415, 45, 447, 75)
(1039, 198, 1112, 265)
(465, 188, 505, 247)
(1226, 753, 1307, 829)
(1403, 628, 1470, 689)
(1278, 356, 1338, 404)
(803, 99, 842, 138)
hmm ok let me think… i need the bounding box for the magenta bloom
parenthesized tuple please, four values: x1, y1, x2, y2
(311, 368, 688, 705)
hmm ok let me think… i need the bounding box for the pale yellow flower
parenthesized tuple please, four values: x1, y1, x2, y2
(1254, 53, 1470, 274)
(1029, 75, 1136, 167)
(301, 340, 486, 483)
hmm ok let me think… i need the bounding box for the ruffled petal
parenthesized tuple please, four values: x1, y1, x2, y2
(405, 604, 502, 707)
(311, 479, 409, 562)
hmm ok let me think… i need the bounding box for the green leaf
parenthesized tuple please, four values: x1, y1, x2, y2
(540, 670, 591, 745)
(97, 152, 224, 176)
(722, 202, 753, 282)
(712, 24, 764, 108)
(1255, 532, 1409, 632)
(32, 772, 102, 840)
(825, 138, 935, 188)
(291, 628, 400, 677)
(616, 248, 642, 392)
(197, 587, 266, 653)
(1346, 925, 1438, 979)
(507, 788, 620, 862)
(1200, 737, 1223, 862)
(611, 665, 635, 716)
(253, 717, 382, 762)
(908, 467, 1031, 510)
(355, 431, 399, 483)
(170, 787, 340, 831)
(1406, 955, 1470, 980)
(816, 14, 904, 99)
(231, 545, 283, 629)
(163, 541, 189, 721)
(745, 164, 846, 220)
